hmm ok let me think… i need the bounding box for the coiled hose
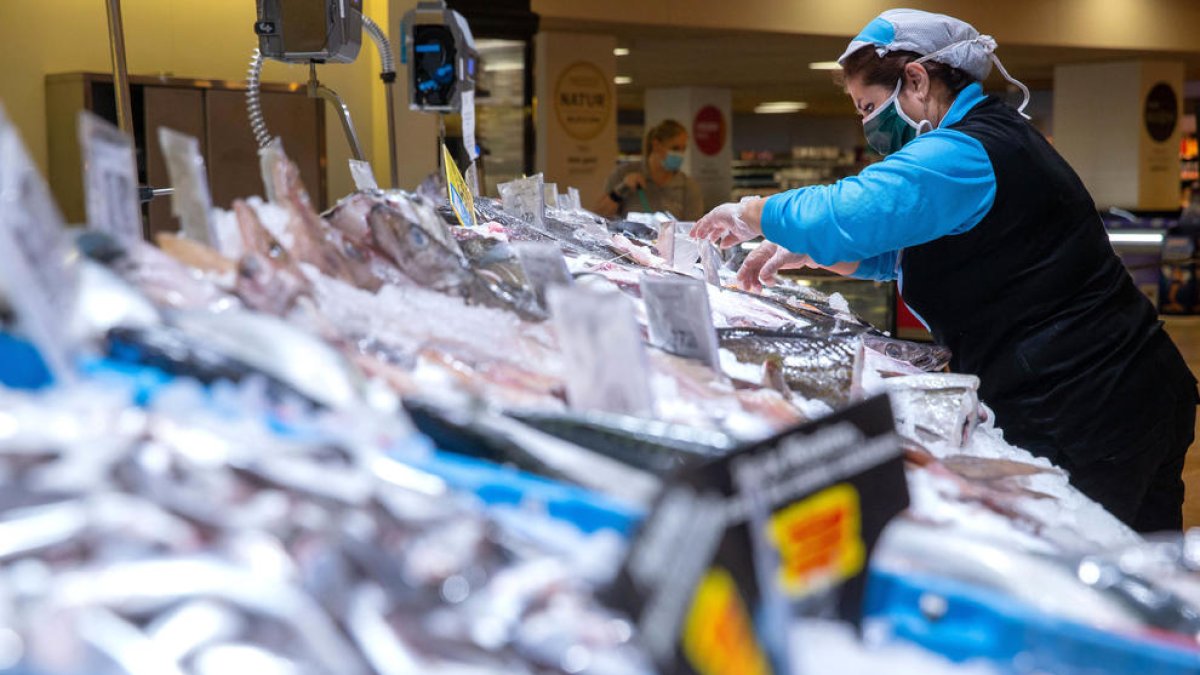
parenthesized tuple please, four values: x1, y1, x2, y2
(246, 48, 271, 149)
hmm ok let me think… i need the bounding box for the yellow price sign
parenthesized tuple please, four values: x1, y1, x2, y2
(768, 483, 865, 597)
(443, 145, 475, 227)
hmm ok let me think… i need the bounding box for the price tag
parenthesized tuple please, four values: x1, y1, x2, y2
(544, 182, 558, 210)
(515, 241, 573, 310)
(78, 112, 141, 245)
(461, 89, 478, 161)
(656, 221, 677, 267)
(606, 396, 907, 675)
(499, 174, 546, 228)
(258, 137, 286, 203)
(158, 127, 217, 247)
(568, 187, 582, 211)
(443, 144, 476, 227)
(349, 159, 379, 191)
(548, 286, 654, 416)
(641, 275, 720, 368)
(700, 241, 722, 286)
(0, 106, 80, 383)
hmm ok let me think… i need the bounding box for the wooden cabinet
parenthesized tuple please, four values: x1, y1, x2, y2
(45, 72, 325, 241)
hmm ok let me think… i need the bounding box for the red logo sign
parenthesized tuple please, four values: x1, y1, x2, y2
(693, 105, 726, 156)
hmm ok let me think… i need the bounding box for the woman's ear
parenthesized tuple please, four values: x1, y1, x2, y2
(905, 62, 931, 101)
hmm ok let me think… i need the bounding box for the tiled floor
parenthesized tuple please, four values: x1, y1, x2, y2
(1163, 317, 1200, 528)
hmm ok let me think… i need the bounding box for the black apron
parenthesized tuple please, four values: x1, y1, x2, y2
(899, 96, 1197, 525)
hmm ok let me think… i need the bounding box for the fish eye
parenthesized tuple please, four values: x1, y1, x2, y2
(410, 229, 428, 247)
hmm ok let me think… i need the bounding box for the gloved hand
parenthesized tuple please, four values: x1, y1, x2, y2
(735, 241, 819, 292)
(691, 197, 762, 249)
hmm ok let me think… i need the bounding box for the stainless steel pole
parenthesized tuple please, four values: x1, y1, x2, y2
(104, 0, 135, 133)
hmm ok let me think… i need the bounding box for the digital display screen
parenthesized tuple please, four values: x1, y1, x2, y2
(416, 44, 441, 54)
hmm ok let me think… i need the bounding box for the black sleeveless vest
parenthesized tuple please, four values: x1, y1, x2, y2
(900, 96, 1192, 464)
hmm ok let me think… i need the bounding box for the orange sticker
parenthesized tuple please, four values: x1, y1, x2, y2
(683, 567, 772, 675)
(768, 484, 865, 597)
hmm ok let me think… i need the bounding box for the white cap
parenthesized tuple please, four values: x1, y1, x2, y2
(837, 9, 994, 82)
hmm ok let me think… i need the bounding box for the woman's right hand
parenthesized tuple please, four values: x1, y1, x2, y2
(620, 172, 647, 194)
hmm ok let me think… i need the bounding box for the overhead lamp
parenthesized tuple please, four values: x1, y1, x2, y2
(809, 61, 842, 70)
(614, 76, 633, 85)
(485, 60, 525, 72)
(614, 47, 630, 56)
(754, 101, 808, 114)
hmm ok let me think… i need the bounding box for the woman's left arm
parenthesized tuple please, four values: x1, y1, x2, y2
(760, 130, 997, 267)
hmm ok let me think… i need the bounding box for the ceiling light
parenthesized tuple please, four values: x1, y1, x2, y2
(485, 61, 525, 72)
(614, 47, 630, 57)
(809, 61, 842, 70)
(614, 76, 633, 85)
(754, 101, 808, 114)
(1108, 232, 1164, 245)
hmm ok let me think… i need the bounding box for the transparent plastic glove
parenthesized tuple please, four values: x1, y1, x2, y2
(692, 196, 762, 249)
(736, 241, 818, 292)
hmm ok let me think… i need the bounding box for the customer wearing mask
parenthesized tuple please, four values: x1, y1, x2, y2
(596, 119, 705, 221)
(692, 9, 1198, 532)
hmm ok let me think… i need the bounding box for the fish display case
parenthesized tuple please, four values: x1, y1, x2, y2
(7, 98, 1200, 674)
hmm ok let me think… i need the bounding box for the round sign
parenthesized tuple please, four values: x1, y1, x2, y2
(553, 61, 613, 141)
(1144, 82, 1179, 143)
(693, 105, 727, 156)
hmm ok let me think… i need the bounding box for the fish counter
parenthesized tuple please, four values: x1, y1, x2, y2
(2, 115, 1200, 674)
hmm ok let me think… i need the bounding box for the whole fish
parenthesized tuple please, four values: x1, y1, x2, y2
(232, 199, 311, 315)
(366, 204, 545, 321)
(717, 327, 860, 406)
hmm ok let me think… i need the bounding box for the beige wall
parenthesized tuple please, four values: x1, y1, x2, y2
(0, 0, 394, 205)
(532, 0, 1200, 53)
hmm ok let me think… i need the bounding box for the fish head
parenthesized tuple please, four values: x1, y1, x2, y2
(367, 204, 469, 291)
(863, 335, 952, 372)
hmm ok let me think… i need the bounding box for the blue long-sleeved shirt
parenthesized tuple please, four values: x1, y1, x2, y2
(761, 83, 997, 282)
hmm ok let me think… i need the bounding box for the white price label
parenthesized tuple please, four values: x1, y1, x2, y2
(159, 127, 216, 247)
(79, 112, 141, 245)
(0, 106, 80, 382)
(568, 187, 582, 211)
(543, 182, 558, 211)
(499, 174, 546, 228)
(461, 89, 478, 161)
(656, 221, 677, 267)
(700, 241, 722, 286)
(515, 242, 573, 310)
(640, 275, 720, 368)
(349, 159, 379, 191)
(549, 286, 654, 416)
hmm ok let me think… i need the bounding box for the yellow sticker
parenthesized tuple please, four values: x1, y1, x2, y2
(443, 144, 475, 227)
(768, 484, 865, 597)
(682, 567, 772, 675)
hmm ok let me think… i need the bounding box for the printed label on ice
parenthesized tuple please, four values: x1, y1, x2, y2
(499, 174, 546, 228)
(700, 241, 722, 286)
(79, 111, 142, 245)
(349, 159, 379, 191)
(443, 144, 476, 227)
(159, 127, 217, 247)
(548, 286, 654, 416)
(516, 242, 573, 310)
(657, 221, 677, 267)
(641, 275, 720, 368)
(0, 105, 80, 382)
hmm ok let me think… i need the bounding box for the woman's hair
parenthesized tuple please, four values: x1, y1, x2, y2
(644, 119, 687, 157)
(838, 46, 975, 97)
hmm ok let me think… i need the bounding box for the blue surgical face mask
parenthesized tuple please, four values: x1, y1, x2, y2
(662, 151, 685, 172)
(862, 79, 930, 156)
